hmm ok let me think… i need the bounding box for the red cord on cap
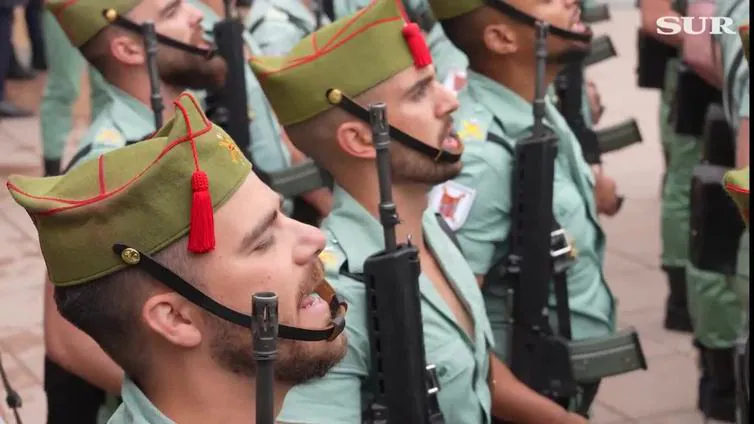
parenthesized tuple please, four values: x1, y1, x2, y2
(188, 170, 215, 253)
(402, 23, 432, 68)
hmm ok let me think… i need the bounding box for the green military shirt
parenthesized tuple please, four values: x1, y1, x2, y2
(70, 84, 155, 169)
(247, 0, 328, 56)
(40, 10, 111, 162)
(107, 378, 174, 424)
(330, 0, 468, 83)
(431, 71, 615, 359)
(278, 186, 493, 424)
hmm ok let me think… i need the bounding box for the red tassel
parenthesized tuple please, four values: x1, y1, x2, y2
(402, 23, 432, 69)
(188, 170, 215, 253)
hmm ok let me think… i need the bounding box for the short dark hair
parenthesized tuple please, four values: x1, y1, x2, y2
(440, 8, 496, 67)
(54, 239, 192, 381)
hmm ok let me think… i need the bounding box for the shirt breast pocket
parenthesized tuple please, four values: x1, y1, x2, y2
(553, 171, 587, 224)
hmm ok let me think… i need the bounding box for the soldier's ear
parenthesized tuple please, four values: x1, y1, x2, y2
(110, 34, 146, 67)
(482, 23, 517, 56)
(142, 292, 203, 349)
(335, 120, 375, 160)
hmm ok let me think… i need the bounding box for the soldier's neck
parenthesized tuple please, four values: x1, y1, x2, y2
(473, 60, 560, 104)
(114, 73, 181, 126)
(346, 177, 430, 251)
(144, 369, 291, 424)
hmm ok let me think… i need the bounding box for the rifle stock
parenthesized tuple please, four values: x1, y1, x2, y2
(361, 104, 443, 424)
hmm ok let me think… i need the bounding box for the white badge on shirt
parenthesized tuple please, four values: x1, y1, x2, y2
(429, 181, 477, 231)
(442, 69, 468, 94)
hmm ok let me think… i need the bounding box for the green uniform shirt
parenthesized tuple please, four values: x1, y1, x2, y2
(278, 186, 493, 424)
(107, 378, 174, 424)
(432, 70, 615, 359)
(40, 10, 111, 161)
(331, 0, 468, 83)
(71, 84, 155, 169)
(247, 0, 327, 56)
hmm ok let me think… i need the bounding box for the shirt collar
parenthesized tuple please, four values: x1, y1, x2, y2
(107, 85, 158, 141)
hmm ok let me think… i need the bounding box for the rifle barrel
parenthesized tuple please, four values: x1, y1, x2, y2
(533, 22, 549, 137)
(141, 22, 164, 130)
(252, 293, 279, 424)
(369, 103, 398, 252)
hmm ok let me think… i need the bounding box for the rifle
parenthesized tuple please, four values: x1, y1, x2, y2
(361, 103, 443, 424)
(251, 292, 279, 424)
(210, 1, 330, 224)
(210, 1, 254, 163)
(0, 353, 23, 424)
(504, 21, 578, 408)
(141, 21, 164, 131)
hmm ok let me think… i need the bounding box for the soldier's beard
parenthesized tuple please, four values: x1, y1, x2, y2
(157, 50, 228, 91)
(203, 272, 347, 385)
(389, 141, 462, 185)
(206, 318, 346, 385)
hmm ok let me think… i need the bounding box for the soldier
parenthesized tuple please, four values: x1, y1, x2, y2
(639, 0, 696, 336)
(251, 1, 587, 422)
(247, 0, 330, 56)
(6, 92, 348, 423)
(38, 10, 111, 176)
(426, 0, 626, 416)
(39, 0, 227, 421)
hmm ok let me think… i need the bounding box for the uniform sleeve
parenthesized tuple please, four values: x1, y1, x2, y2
(454, 145, 513, 275)
(276, 273, 370, 424)
(39, 11, 84, 161)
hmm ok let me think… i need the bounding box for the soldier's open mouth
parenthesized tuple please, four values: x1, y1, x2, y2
(300, 292, 326, 310)
(441, 131, 463, 154)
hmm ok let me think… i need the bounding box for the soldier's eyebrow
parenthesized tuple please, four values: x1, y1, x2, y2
(403, 76, 434, 99)
(238, 196, 284, 253)
(159, 0, 181, 18)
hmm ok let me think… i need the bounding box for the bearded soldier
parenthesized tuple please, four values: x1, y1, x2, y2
(6, 93, 349, 423)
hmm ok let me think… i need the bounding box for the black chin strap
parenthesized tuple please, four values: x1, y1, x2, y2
(111, 243, 347, 342)
(102, 9, 217, 59)
(325, 89, 462, 164)
(484, 0, 592, 43)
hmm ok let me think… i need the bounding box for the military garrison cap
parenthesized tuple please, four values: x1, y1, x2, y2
(6, 92, 253, 287)
(249, 0, 433, 126)
(46, 0, 140, 47)
(427, 0, 484, 21)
